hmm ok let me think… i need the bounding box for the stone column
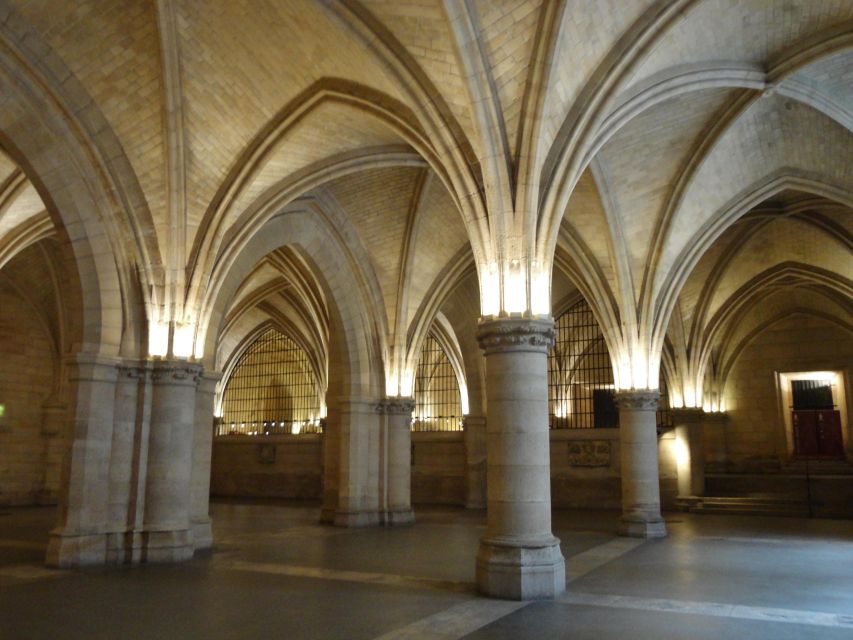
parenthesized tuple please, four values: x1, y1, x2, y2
(378, 397, 416, 525)
(190, 372, 221, 550)
(672, 408, 706, 505)
(333, 397, 381, 527)
(142, 360, 201, 562)
(476, 318, 565, 600)
(106, 362, 151, 563)
(615, 390, 667, 538)
(46, 353, 119, 568)
(463, 414, 487, 509)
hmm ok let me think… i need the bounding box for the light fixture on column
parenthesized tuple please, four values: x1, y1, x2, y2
(503, 258, 526, 314)
(149, 321, 170, 358)
(481, 261, 500, 317)
(172, 323, 196, 359)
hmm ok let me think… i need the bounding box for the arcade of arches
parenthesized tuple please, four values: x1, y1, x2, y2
(0, 1, 851, 636)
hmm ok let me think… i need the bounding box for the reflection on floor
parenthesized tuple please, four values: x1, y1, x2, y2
(1, 500, 852, 639)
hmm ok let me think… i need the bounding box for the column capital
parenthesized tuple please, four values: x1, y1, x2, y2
(150, 359, 203, 386)
(376, 396, 416, 415)
(69, 352, 122, 383)
(703, 411, 729, 424)
(463, 414, 487, 428)
(116, 359, 153, 381)
(614, 389, 660, 410)
(670, 407, 705, 424)
(476, 317, 555, 354)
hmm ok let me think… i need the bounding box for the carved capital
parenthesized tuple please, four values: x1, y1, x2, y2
(614, 390, 660, 411)
(150, 360, 203, 386)
(477, 317, 555, 354)
(703, 411, 729, 425)
(670, 407, 705, 424)
(116, 361, 152, 381)
(376, 397, 416, 415)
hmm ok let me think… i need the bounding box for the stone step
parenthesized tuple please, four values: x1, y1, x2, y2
(684, 496, 811, 518)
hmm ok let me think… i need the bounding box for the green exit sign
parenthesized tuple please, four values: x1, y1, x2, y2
(0, 404, 5, 418)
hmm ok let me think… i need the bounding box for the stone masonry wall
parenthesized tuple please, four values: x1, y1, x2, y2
(0, 282, 57, 505)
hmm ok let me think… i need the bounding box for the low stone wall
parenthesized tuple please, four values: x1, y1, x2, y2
(411, 431, 466, 505)
(706, 472, 853, 518)
(209, 428, 681, 510)
(211, 435, 322, 500)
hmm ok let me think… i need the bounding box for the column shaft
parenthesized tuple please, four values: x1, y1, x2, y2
(615, 390, 666, 538)
(476, 318, 565, 600)
(46, 353, 119, 567)
(106, 362, 151, 563)
(333, 397, 381, 527)
(142, 360, 201, 562)
(379, 397, 416, 525)
(190, 372, 221, 549)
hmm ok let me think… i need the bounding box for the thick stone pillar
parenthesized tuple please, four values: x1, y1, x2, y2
(190, 372, 221, 549)
(464, 414, 487, 509)
(476, 318, 565, 600)
(615, 390, 667, 538)
(672, 408, 706, 504)
(106, 362, 151, 564)
(142, 360, 201, 562)
(46, 353, 119, 567)
(378, 397, 416, 525)
(333, 397, 381, 527)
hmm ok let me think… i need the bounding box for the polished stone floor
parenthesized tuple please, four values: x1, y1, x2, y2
(1, 500, 852, 639)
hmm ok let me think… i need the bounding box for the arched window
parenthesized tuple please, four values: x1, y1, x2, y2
(413, 332, 463, 432)
(548, 299, 671, 429)
(219, 327, 322, 436)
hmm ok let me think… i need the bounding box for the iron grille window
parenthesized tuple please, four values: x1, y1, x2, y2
(219, 328, 322, 436)
(548, 299, 672, 429)
(791, 380, 834, 410)
(413, 332, 463, 432)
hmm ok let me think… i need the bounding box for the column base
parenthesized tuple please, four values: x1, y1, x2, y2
(142, 529, 194, 563)
(46, 530, 107, 568)
(476, 536, 566, 600)
(333, 510, 381, 527)
(192, 518, 214, 550)
(675, 496, 703, 511)
(383, 509, 415, 526)
(105, 531, 145, 564)
(619, 516, 667, 538)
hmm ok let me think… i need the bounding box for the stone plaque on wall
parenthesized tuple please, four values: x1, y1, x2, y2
(567, 440, 611, 467)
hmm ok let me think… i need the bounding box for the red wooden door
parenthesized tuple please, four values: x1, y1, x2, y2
(793, 410, 819, 456)
(816, 410, 844, 457)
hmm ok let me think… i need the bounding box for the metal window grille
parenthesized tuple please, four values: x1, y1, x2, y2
(548, 299, 672, 429)
(413, 332, 463, 432)
(218, 328, 322, 436)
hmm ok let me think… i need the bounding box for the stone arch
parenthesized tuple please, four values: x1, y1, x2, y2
(201, 208, 384, 406)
